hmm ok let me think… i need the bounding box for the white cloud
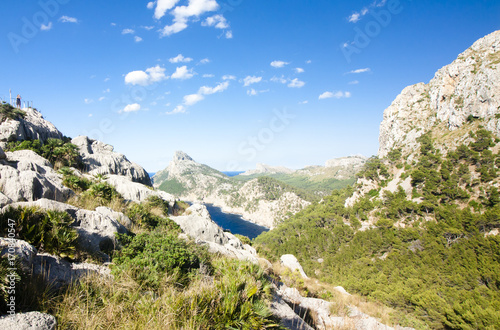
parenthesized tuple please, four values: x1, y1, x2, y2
(184, 93, 204, 106)
(110, 23, 116, 26)
(159, 0, 219, 37)
(171, 66, 194, 80)
(299, 100, 309, 104)
(142, 25, 154, 30)
(166, 105, 186, 115)
(247, 89, 258, 96)
(40, 22, 53, 31)
(347, 68, 371, 74)
(288, 78, 305, 88)
(295, 67, 305, 73)
(198, 81, 229, 95)
(121, 103, 141, 113)
(134, 36, 143, 42)
(147, 1, 155, 10)
(199, 58, 210, 64)
(271, 76, 287, 84)
(88, 113, 93, 117)
(306, 60, 312, 64)
(84, 98, 93, 104)
(169, 54, 193, 63)
(122, 28, 135, 34)
(104, 78, 110, 82)
(349, 80, 359, 85)
(59, 16, 78, 23)
(202, 14, 229, 29)
(125, 65, 168, 86)
(98, 96, 106, 102)
(203, 74, 214, 78)
(223, 75, 236, 80)
(348, 12, 362, 23)
(271, 60, 289, 68)
(243, 76, 262, 87)
(225, 30, 233, 39)
(103, 88, 111, 93)
(154, 0, 181, 19)
(319, 91, 351, 100)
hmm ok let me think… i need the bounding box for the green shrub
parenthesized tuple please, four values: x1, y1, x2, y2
(0, 102, 26, 122)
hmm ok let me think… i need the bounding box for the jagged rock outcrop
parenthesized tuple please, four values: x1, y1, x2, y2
(172, 204, 258, 263)
(0, 311, 57, 330)
(0, 238, 37, 272)
(4, 199, 128, 255)
(379, 30, 500, 158)
(0, 107, 63, 146)
(0, 150, 73, 206)
(72, 136, 151, 186)
(280, 254, 308, 279)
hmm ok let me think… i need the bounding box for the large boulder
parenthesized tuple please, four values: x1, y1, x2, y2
(72, 136, 151, 186)
(0, 150, 73, 205)
(0, 238, 37, 272)
(280, 254, 308, 279)
(0, 311, 57, 330)
(105, 174, 175, 204)
(0, 107, 63, 145)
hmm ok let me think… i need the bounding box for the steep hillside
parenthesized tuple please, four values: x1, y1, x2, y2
(153, 151, 311, 228)
(256, 30, 500, 329)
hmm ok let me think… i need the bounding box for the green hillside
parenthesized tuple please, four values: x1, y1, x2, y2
(255, 126, 500, 329)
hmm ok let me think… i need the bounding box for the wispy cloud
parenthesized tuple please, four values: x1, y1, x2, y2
(170, 81, 230, 114)
(295, 68, 305, 73)
(59, 16, 79, 23)
(199, 58, 210, 64)
(348, 0, 387, 23)
(40, 22, 53, 31)
(122, 28, 135, 35)
(288, 78, 305, 88)
(347, 68, 371, 74)
(166, 105, 186, 115)
(270, 60, 290, 68)
(223, 75, 236, 80)
(319, 91, 351, 100)
(134, 36, 143, 42)
(349, 80, 359, 85)
(171, 66, 195, 80)
(243, 76, 262, 87)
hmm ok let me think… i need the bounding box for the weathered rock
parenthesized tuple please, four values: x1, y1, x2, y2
(4, 199, 128, 254)
(0, 146, 6, 160)
(0, 150, 73, 203)
(0, 238, 37, 272)
(105, 174, 175, 204)
(0, 311, 57, 330)
(72, 136, 151, 186)
(95, 206, 132, 229)
(240, 163, 295, 176)
(379, 30, 500, 158)
(0, 107, 63, 145)
(32, 253, 111, 289)
(280, 254, 308, 279)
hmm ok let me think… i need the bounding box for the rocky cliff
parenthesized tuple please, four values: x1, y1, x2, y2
(379, 30, 500, 158)
(153, 151, 310, 228)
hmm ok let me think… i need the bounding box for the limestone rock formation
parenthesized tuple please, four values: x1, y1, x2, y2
(0, 107, 63, 145)
(172, 204, 258, 263)
(72, 136, 151, 186)
(0, 311, 57, 330)
(105, 174, 175, 204)
(240, 163, 295, 176)
(280, 254, 308, 279)
(0, 238, 37, 272)
(0, 150, 73, 206)
(379, 30, 500, 158)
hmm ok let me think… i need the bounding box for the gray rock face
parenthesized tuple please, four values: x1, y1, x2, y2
(5, 199, 128, 254)
(280, 254, 308, 279)
(172, 204, 258, 263)
(0, 107, 63, 145)
(32, 253, 111, 289)
(105, 174, 175, 204)
(72, 136, 151, 186)
(0, 311, 57, 330)
(240, 163, 295, 176)
(379, 30, 500, 158)
(0, 238, 37, 272)
(0, 150, 73, 205)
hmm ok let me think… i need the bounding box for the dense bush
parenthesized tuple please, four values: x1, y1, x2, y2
(0, 102, 26, 122)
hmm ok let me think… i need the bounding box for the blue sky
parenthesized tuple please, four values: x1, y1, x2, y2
(1, 0, 499, 172)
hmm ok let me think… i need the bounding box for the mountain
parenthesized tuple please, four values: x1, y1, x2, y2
(153, 151, 311, 228)
(235, 156, 366, 195)
(256, 30, 500, 329)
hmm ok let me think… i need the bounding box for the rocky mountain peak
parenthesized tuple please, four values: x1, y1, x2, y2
(379, 30, 500, 158)
(173, 150, 194, 162)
